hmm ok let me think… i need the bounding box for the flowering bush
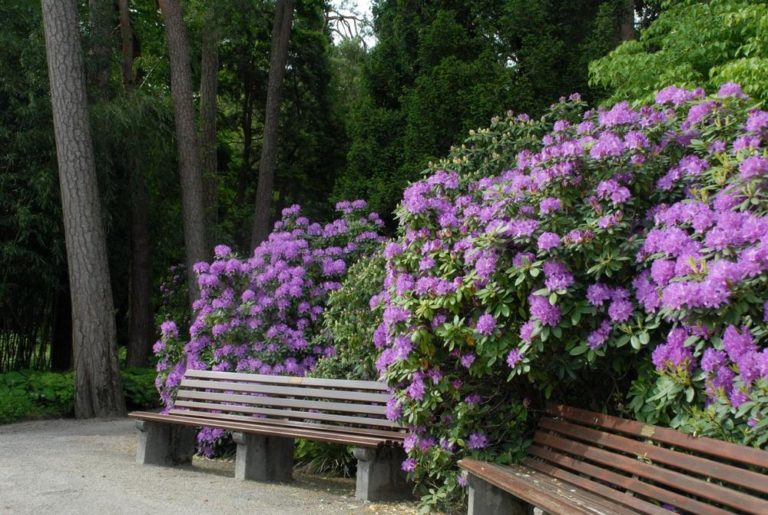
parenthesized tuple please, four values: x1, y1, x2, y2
(376, 84, 768, 507)
(154, 201, 384, 454)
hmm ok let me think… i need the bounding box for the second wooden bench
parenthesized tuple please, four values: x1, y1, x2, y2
(129, 369, 410, 501)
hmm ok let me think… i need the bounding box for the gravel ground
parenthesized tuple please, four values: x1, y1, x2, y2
(0, 418, 418, 515)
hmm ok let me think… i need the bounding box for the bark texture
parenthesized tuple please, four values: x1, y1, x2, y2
(41, 0, 125, 417)
(619, 0, 635, 41)
(159, 0, 208, 301)
(251, 0, 296, 248)
(200, 5, 219, 230)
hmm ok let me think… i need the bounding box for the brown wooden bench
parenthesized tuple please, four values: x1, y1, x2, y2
(129, 369, 410, 501)
(459, 403, 768, 514)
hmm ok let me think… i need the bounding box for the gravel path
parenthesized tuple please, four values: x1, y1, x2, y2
(0, 418, 417, 515)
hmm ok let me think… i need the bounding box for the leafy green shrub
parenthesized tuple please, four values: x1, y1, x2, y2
(376, 86, 768, 508)
(0, 388, 35, 424)
(294, 440, 355, 478)
(121, 368, 161, 410)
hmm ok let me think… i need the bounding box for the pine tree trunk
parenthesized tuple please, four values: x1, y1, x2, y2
(200, 5, 219, 230)
(619, 0, 635, 41)
(41, 0, 126, 418)
(118, 0, 135, 89)
(88, 0, 114, 98)
(158, 0, 208, 301)
(250, 0, 295, 248)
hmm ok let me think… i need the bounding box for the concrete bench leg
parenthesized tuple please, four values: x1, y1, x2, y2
(232, 432, 294, 482)
(353, 446, 411, 502)
(467, 474, 531, 515)
(135, 421, 196, 466)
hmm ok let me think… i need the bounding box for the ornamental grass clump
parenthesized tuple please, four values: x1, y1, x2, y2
(154, 202, 384, 454)
(378, 84, 768, 507)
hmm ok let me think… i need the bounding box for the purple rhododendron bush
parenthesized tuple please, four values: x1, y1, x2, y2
(376, 84, 768, 506)
(154, 202, 384, 454)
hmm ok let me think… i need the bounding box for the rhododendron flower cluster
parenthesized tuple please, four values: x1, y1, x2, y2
(376, 85, 768, 503)
(153, 202, 384, 453)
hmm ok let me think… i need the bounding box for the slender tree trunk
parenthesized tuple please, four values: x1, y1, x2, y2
(88, 0, 113, 98)
(158, 0, 208, 302)
(250, 0, 295, 248)
(118, 0, 135, 89)
(619, 0, 635, 41)
(200, 5, 219, 231)
(41, 0, 126, 418)
(236, 85, 253, 249)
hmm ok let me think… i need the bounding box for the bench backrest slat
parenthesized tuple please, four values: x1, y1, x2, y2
(184, 369, 390, 391)
(180, 379, 391, 403)
(526, 447, 729, 515)
(534, 430, 767, 513)
(166, 369, 403, 435)
(540, 417, 768, 496)
(546, 403, 768, 469)
(175, 390, 387, 416)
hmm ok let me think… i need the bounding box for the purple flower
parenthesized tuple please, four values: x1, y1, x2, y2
(652, 328, 693, 372)
(586, 283, 612, 307)
(608, 299, 633, 323)
(739, 156, 768, 180)
(746, 110, 768, 133)
(401, 458, 417, 472)
(718, 82, 747, 99)
(701, 349, 726, 373)
(506, 348, 523, 368)
(467, 432, 488, 450)
(539, 197, 562, 215)
(476, 314, 497, 335)
(528, 294, 561, 327)
(587, 320, 611, 349)
(460, 353, 476, 368)
(722, 326, 757, 362)
(537, 232, 561, 251)
(519, 321, 536, 343)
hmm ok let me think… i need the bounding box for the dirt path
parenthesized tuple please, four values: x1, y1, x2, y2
(0, 418, 417, 515)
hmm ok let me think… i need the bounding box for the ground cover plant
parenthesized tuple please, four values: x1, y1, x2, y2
(375, 84, 768, 508)
(154, 202, 384, 453)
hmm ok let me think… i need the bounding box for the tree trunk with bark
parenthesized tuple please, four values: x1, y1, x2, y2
(200, 5, 219, 231)
(250, 0, 295, 248)
(158, 0, 208, 301)
(41, 0, 125, 417)
(118, 0, 135, 89)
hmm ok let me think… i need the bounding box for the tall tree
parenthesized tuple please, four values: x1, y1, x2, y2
(200, 4, 219, 231)
(251, 0, 295, 248)
(41, 0, 125, 417)
(158, 0, 208, 300)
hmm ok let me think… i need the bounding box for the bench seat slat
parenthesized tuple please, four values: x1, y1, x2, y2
(175, 390, 388, 416)
(458, 458, 638, 515)
(547, 403, 768, 469)
(179, 379, 391, 403)
(534, 431, 768, 513)
(171, 399, 400, 428)
(540, 417, 768, 495)
(527, 446, 731, 515)
(521, 457, 670, 515)
(129, 411, 392, 448)
(168, 409, 406, 441)
(184, 369, 389, 391)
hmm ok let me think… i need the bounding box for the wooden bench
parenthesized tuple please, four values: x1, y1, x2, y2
(129, 369, 410, 502)
(459, 404, 768, 514)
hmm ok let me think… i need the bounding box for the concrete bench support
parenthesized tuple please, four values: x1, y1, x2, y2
(353, 446, 411, 502)
(135, 420, 196, 466)
(467, 475, 531, 515)
(232, 432, 294, 482)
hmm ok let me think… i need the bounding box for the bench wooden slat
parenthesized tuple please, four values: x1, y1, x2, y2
(527, 446, 731, 515)
(167, 409, 406, 442)
(458, 459, 638, 515)
(179, 378, 392, 403)
(165, 410, 406, 440)
(171, 400, 399, 429)
(521, 457, 671, 515)
(129, 411, 389, 447)
(539, 417, 768, 495)
(175, 390, 388, 416)
(547, 403, 768, 469)
(534, 430, 768, 513)
(184, 369, 389, 391)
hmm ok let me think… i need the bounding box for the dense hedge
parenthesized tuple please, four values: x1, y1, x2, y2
(376, 84, 768, 507)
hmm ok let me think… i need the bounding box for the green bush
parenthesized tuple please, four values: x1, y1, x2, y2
(294, 440, 356, 478)
(0, 367, 159, 424)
